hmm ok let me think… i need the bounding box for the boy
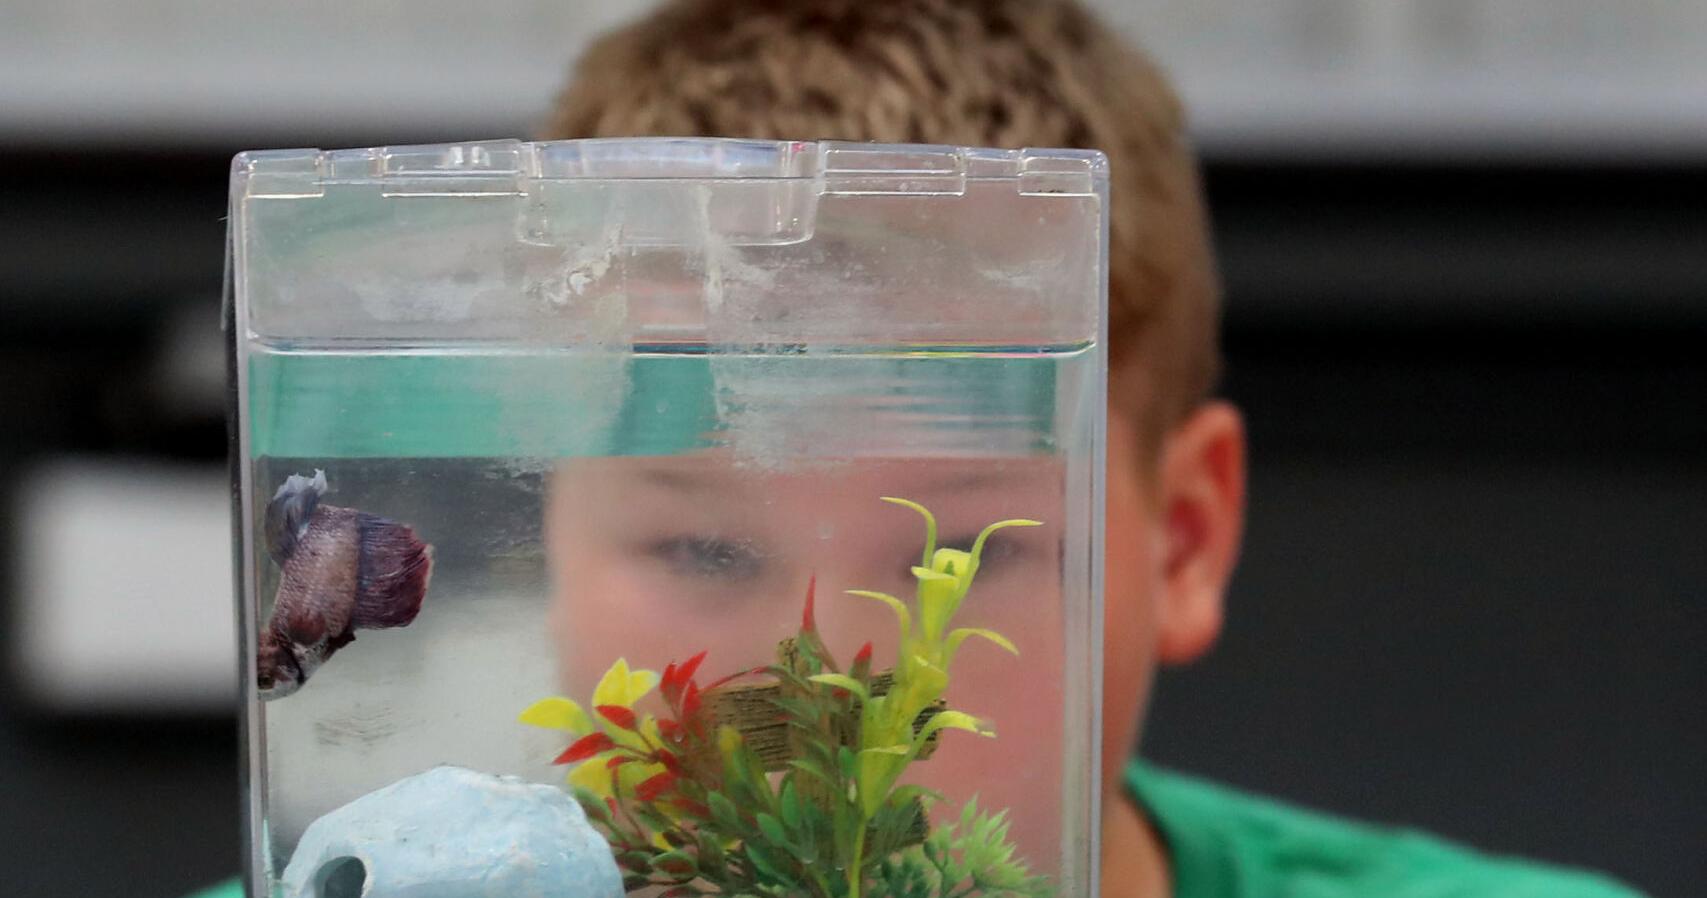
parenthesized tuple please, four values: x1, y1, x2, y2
(194, 0, 1643, 895)
(536, 2, 1644, 898)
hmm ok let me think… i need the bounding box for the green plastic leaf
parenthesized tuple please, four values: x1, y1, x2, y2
(886, 783, 946, 808)
(633, 804, 674, 835)
(959, 796, 982, 831)
(570, 786, 612, 824)
(770, 696, 820, 721)
(719, 732, 768, 800)
(921, 830, 944, 866)
(787, 758, 834, 788)
(707, 791, 745, 833)
(654, 849, 698, 877)
(778, 781, 802, 830)
(695, 829, 727, 875)
(757, 813, 799, 860)
(808, 673, 870, 701)
(928, 797, 1054, 898)
(745, 842, 796, 887)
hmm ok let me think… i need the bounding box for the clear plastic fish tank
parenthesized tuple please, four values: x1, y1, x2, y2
(228, 138, 1107, 898)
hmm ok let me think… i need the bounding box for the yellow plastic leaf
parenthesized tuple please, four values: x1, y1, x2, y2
(847, 589, 911, 639)
(969, 519, 1042, 575)
(717, 724, 745, 756)
(913, 569, 961, 640)
(917, 710, 994, 743)
(901, 653, 949, 702)
(929, 547, 972, 580)
(518, 697, 593, 734)
(881, 496, 938, 564)
(567, 756, 617, 796)
(910, 565, 957, 584)
(618, 759, 668, 793)
(592, 658, 631, 707)
(610, 716, 653, 753)
(627, 668, 660, 701)
(944, 627, 1020, 669)
(592, 658, 659, 707)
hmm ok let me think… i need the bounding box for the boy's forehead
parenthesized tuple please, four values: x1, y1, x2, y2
(551, 454, 1060, 498)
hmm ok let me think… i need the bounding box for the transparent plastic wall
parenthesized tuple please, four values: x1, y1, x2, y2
(228, 138, 1107, 898)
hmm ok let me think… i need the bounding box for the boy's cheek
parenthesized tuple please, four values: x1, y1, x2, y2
(1101, 408, 1165, 768)
(1101, 534, 1160, 772)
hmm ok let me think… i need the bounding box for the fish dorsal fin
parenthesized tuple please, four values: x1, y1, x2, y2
(264, 469, 327, 564)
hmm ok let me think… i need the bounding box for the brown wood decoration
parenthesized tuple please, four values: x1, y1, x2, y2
(701, 638, 947, 772)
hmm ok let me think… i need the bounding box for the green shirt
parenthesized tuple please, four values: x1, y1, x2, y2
(1126, 762, 1646, 898)
(186, 763, 1645, 898)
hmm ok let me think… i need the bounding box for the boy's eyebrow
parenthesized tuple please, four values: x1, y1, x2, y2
(633, 467, 733, 494)
(916, 464, 1068, 495)
(911, 470, 1020, 494)
(627, 463, 1046, 494)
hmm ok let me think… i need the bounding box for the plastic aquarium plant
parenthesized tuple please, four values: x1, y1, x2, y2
(521, 498, 1052, 898)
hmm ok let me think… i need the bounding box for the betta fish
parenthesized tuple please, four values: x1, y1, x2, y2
(258, 470, 433, 700)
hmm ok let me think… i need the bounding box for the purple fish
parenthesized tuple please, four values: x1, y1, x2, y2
(258, 470, 432, 700)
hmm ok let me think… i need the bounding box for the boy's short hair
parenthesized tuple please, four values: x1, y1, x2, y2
(543, 0, 1221, 448)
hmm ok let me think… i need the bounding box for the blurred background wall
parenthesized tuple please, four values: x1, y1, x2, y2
(1, 1, 1702, 896)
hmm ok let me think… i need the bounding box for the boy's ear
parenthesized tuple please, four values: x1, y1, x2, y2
(1156, 401, 1246, 665)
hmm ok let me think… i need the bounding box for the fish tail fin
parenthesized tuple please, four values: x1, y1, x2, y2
(352, 513, 433, 629)
(264, 470, 327, 563)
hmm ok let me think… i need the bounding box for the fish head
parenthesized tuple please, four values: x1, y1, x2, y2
(258, 632, 305, 700)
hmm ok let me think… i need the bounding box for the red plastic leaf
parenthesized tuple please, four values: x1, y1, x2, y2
(656, 750, 683, 774)
(671, 798, 711, 818)
(596, 704, 639, 731)
(704, 665, 767, 692)
(853, 642, 873, 666)
(801, 574, 818, 632)
(681, 682, 702, 718)
(554, 732, 614, 764)
(657, 719, 685, 743)
(606, 755, 631, 769)
(660, 661, 681, 703)
(635, 771, 678, 802)
(676, 650, 708, 686)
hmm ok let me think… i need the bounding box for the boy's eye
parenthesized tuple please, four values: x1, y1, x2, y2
(648, 535, 766, 583)
(906, 532, 1023, 580)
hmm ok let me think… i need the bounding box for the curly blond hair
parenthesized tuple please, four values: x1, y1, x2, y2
(543, 0, 1220, 446)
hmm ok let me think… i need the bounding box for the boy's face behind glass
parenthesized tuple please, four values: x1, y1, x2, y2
(547, 452, 1072, 866)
